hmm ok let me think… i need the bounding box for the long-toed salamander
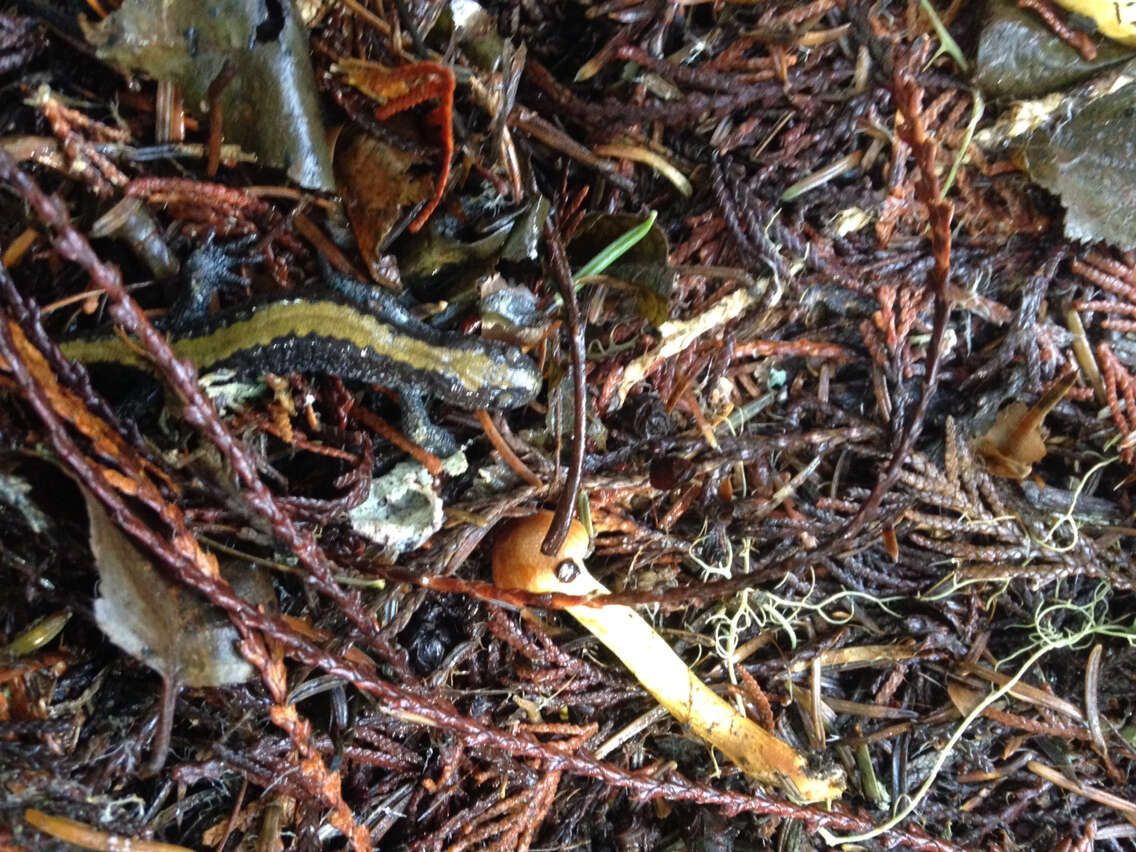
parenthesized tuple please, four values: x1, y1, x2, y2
(60, 247, 542, 454)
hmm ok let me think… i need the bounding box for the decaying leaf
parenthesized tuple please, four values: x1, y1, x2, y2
(1016, 69, 1136, 249)
(83, 0, 333, 190)
(500, 196, 550, 263)
(973, 36, 1136, 249)
(567, 213, 675, 327)
(979, 401, 1049, 480)
(334, 129, 434, 279)
(84, 489, 273, 687)
(975, 0, 1135, 99)
(978, 372, 1075, 479)
(397, 215, 513, 286)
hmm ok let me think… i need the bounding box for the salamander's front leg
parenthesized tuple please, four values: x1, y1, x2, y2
(168, 239, 260, 330)
(399, 387, 457, 457)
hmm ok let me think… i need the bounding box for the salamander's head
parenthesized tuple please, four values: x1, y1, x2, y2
(487, 343, 542, 409)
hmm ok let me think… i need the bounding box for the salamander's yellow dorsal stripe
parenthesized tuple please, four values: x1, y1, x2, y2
(60, 300, 531, 396)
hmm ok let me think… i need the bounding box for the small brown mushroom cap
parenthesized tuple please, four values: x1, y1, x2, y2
(492, 510, 595, 595)
(491, 509, 845, 803)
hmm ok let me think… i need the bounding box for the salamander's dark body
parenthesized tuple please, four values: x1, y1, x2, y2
(61, 242, 543, 454)
(61, 298, 542, 411)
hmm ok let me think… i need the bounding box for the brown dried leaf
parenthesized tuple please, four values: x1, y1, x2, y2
(84, 489, 272, 687)
(979, 401, 1048, 479)
(333, 130, 432, 279)
(979, 372, 1075, 479)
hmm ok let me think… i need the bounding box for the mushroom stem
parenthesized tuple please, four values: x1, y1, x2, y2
(493, 511, 844, 803)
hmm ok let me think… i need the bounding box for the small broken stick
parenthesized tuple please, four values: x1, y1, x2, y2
(493, 510, 844, 803)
